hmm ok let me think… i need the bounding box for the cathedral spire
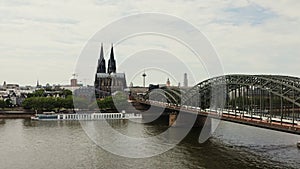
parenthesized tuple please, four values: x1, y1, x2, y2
(100, 43, 104, 60)
(36, 80, 40, 88)
(107, 44, 116, 74)
(96, 43, 106, 73)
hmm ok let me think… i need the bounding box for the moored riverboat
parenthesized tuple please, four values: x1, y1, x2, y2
(31, 112, 142, 121)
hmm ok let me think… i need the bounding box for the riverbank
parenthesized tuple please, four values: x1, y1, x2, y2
(0, 111, 34, 119)
(0, 108, 127, 119)
(0, 105, 136, 119)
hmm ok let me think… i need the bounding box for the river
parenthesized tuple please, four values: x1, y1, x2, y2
(0, 118, 299, 169)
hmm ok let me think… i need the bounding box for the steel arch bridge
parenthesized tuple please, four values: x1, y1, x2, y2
(144, 74, 300, 128)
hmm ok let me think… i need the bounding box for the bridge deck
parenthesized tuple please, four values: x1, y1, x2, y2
(137, 100, 300, 135)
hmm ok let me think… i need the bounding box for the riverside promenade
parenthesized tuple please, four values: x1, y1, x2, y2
(0, 111, 34, 119)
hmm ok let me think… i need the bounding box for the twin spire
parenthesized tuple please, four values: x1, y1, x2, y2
(96, 43, 116, 74)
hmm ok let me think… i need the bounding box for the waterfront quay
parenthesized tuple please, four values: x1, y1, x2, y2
(0, 110, 34, 119)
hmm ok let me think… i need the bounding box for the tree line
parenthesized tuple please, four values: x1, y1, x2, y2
(0, 100, 9, 109)
(22, 96, 74, 112)
(88, 93, 128, 110)
(21, 89, 129, 112)
(21, 89, 77, 112)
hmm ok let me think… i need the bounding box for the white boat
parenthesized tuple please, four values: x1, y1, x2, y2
(31, 112, 142, 121)
(31, 111, 58, 120)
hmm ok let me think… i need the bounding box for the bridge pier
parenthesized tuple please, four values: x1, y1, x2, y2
(133, 101, 213, 140)
(168, 113, 211, 129)
(168, 113, 212, 142)
(169, 113, 177, 126)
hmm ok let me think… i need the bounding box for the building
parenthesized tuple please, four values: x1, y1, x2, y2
(183, 73, 188, 87)
(0, 82, 35, 106)
(70, 78, 78, 87)
(62, 74, 82, 93)
(166, 78, 171, 87)
(94, 44, 127, 98)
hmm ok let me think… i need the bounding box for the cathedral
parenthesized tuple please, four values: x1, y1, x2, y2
(94, 44, 127, 98)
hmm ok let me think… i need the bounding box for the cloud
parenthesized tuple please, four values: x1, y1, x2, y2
(0, 0, 299, 86)
(219, 2, 277, 25)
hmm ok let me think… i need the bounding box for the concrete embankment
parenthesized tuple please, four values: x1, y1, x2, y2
(0, 111, 34, 119)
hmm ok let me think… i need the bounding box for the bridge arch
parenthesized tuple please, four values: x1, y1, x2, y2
(144, 88, 180, 104)
(144, 74, 300, 121)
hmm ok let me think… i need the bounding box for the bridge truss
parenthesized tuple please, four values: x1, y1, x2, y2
(144, 74, 300, 126)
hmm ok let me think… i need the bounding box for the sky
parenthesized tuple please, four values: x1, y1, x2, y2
(0, 0, 300, 87)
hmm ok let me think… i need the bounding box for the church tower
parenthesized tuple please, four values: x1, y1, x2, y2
(96, 43, 106, 73)
(94, 43, 127, 98)
(166, 78, 170, 87)
(107, 44, 116, 74)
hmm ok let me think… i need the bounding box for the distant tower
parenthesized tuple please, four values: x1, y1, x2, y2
(71, 73, 78, 87)
(2, 81, 6, 89)
(183, 73, 188, 87)
(107, 44, 116, 74)
(96, 43, 106, 73)
(36, 80, 40, 88)
(142, 71, 147, 87)
(166, 78, 170, 87)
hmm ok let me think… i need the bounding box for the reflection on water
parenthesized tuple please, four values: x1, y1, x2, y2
(0, 119, 299, 169)
(213, 120, 300, 168)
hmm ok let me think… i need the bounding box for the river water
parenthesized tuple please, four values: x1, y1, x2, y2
(0, 118, 299, 169)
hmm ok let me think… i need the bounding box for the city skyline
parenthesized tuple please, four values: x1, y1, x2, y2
(1, 1, 300, 168)
(1, 1, 300, 86)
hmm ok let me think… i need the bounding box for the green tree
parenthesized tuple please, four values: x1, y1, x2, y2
(31, 97, 43, 111)
(97, 96, 115, 110)
(41, 97, 56, 111)
(92, 92, 128, 110)
(55, 97, 64, 112)
(32, 89, 45, 97)
(112, 92, 128, 110)
(5, 99, 12, 108)
(22, 98, 33, 109)
(63, 96, 74, 110)
(62, 89, 72, 98)
(0, 100, 6, 109)
(22, 96, 74, 112)
(73, 97, 88, 109)
(45, 83, 52, 91)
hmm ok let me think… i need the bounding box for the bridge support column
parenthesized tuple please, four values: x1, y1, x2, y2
(194, 116, 211, 129)
(197, 116, 212, 143)
(169, 113, 177, 127)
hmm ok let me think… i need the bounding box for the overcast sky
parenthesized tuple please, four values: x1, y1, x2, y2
(1, 0, 300, 86)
